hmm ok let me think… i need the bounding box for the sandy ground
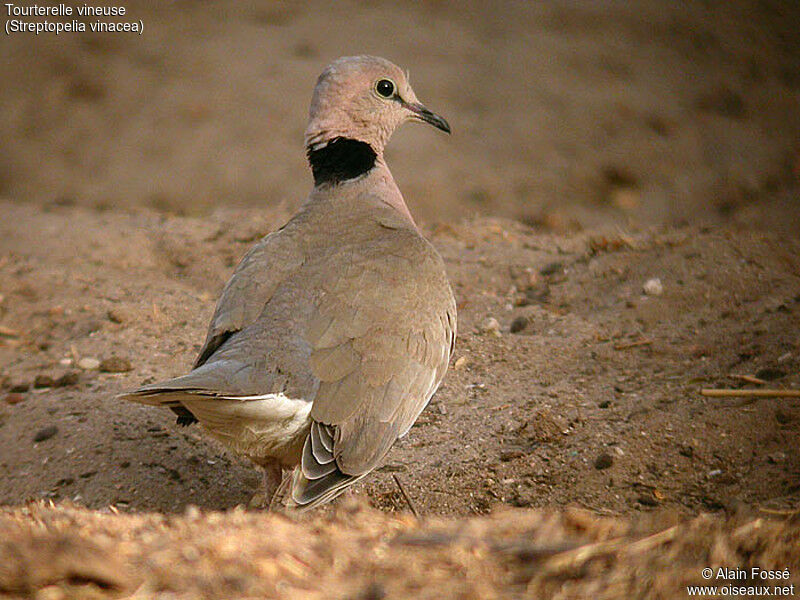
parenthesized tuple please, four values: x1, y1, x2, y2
(1, 1, 799, 598)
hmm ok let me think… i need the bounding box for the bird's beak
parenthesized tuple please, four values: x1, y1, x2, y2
(403, 101, 451, 134)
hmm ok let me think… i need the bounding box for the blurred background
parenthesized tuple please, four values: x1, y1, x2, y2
(2, 0, 799, 231)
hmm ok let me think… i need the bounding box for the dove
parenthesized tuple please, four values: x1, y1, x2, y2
(120, 55, 456, 509)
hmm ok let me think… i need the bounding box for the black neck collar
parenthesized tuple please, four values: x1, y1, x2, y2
(307, 137, 377, 186)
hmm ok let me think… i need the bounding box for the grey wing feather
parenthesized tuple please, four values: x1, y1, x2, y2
(309, 422, 337, 466)
(302, 425, 339, 479)
(195, 229, 304, 366)
(291, 240, 456, 509)
(119, 225, 306, 427)
(291, 464, 355, 507)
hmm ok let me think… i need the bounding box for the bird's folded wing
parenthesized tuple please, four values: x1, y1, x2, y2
(293, 250, 456, 507)
(195, 228, 305, 366)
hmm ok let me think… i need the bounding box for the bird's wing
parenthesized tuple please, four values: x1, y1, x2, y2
(194, 227, 305, 367)
(292, 239, 456, 508)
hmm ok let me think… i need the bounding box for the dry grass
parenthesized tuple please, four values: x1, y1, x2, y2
(2, 500, 798, 599)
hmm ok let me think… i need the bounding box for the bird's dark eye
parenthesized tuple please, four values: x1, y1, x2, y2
(375, 79, 395, 98)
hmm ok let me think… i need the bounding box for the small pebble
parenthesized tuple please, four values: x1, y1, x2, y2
(33, 375, 56, 388)
(509, 316, 528, 334)
(643, 278, 663, 296)
(500, 449, 524, 462)
(33, 425, 58, 442)
(755, 367, 785, 381)
(594, 453, 613, 470)
(58, 358, 73, 366)
(5, 392, 26, 405)
(100, 356, 133, 373)
(454, 356, 469, 370)
(637, 494, 659, 506)
(479, 317, 502, 337)
(78, 357, 101, 370)
(107, 308, 127, 324)
(55, 372, 80, 387)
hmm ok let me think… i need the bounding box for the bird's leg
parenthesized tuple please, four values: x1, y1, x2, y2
(248, 458, 283, 509)
(262, 459, 283, 504)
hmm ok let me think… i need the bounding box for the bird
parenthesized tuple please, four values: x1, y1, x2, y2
(119, 55, 456, 510)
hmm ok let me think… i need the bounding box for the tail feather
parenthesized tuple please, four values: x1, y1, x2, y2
(289, 467, 364, 510)
(118, 387, 205, 425)
(117, 359, 253, 428)
(118, 359, 254, 400)
(117, 388, 201, 406)
(288, 429, 368, 510)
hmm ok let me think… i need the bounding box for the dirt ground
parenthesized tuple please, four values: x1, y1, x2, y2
(1, 1, 799, 598)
